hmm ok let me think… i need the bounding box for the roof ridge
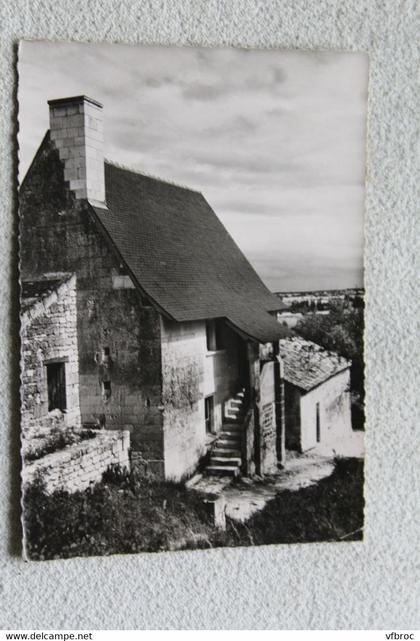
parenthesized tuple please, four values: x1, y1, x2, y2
(104, 158, 201, 194)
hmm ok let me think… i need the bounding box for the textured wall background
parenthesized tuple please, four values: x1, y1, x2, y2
(0, 0, 418, 630)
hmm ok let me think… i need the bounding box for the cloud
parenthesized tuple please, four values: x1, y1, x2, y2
(182, 83, 228, 101)
(18, 42, 368, 291)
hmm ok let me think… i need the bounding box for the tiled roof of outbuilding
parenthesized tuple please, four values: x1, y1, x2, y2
(278, 337, 350, 391)
(92, 161, 288, 343)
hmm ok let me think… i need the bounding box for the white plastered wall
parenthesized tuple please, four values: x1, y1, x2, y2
(299, 368, 352, 451)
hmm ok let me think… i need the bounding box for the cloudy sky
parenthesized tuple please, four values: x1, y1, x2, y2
(18, 42, 368, 291)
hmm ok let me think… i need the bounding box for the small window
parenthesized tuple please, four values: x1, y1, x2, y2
(111, 267, 135, 289)
(102, 380, 112, 400)
(205, 396, 214, 433)
(206, 319, 225, 351)
(101, 347, 112, 368)
(47, 362, 67, 412)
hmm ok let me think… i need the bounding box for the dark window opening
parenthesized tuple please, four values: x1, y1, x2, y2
(206, 319, 225, 351)
(103, 347, 110, 356)
(206, 321, 214, 351)
(102, 380, 112, 401)
(47, 362, 67, 412)
(205, 396, 214, 434)
(316, 402, 321, 442)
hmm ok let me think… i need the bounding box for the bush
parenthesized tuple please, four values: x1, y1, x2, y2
(102, 463, 131, 489)
(226, 457, 365, 546)
(295, 304, 365, 429)
(22, 457, 365, 560)
(23, 474, 214, 560)
(23, 478, 120, 559)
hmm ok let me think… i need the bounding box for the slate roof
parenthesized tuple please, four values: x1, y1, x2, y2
(92, 161, 288, 343)
(278, 337, 350, 391)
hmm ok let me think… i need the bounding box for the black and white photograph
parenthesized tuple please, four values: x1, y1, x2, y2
(18, 41, 367, 560)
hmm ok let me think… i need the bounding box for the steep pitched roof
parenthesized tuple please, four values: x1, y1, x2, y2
(92, 161, 288, 343)
(278, 337, 350, 391)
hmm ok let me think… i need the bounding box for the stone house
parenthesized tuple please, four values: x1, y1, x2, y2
(278, 337, 352, 452)
(20, 95, 288, 482)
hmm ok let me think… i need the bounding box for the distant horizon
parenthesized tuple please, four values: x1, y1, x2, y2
(18, 42, 367, 291)
(275, 286, 365, 294)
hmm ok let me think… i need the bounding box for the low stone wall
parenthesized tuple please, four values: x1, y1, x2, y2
(21, 273, 81, 431)
(23, 430, 130, 494)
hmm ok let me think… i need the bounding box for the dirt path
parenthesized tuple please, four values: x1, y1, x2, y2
(193, 431, 364, 523)
(224, 454, 335, 521)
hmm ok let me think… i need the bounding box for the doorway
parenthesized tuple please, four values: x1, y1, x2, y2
(205, 396, 214, 434)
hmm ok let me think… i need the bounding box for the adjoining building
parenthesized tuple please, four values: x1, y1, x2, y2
(20, 95, 289, 483)
(278, 337, 352, 452)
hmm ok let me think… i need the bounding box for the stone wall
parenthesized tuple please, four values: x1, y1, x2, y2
(19, 136, 164, 467)
(23, 430, 130, 494)
(20, 274, 81, 431)
(242, 409, 256, 476)
(258, 360, 278, 474)
(299, 368, 352, 451)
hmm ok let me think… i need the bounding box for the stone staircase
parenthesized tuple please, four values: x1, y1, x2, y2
(206, 389, 246, 477)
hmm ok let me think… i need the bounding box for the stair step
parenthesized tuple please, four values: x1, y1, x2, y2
(225, 415, 242, 423)
(226, 406, 240, 414)
(220, 423, 242, 434)
(207, 465, 240, 477)
(210, 456, 241, 466)
(222, 423, 242, 431)
(230, 399, 243, 407)
(212, 448, 242, 457)
(217, 439, 241, 448)
(220, 430, 242, 438)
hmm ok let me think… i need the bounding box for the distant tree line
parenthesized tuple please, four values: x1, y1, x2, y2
(288, 296, 364, 314)
(294, 303, 365, 429)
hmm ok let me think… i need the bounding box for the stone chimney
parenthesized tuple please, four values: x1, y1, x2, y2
(48, 95, 106, 206)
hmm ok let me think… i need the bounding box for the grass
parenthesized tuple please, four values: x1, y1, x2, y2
(24, 426, 97, 462)
(229, 457, 364, 546)
(23, 458, 364, 560)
